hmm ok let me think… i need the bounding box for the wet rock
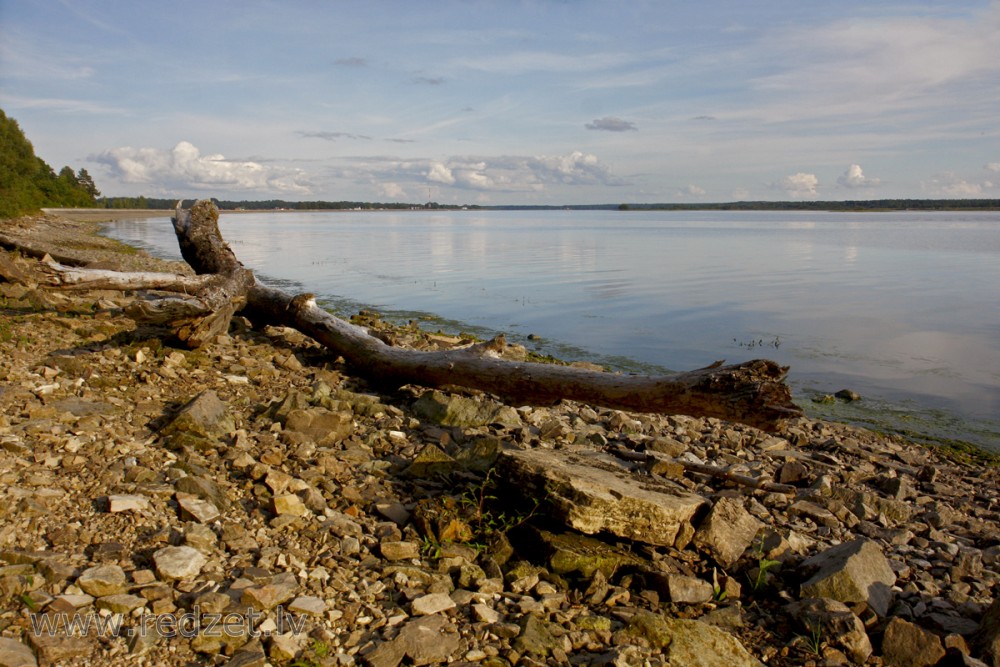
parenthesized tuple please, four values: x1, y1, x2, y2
(786, 597, 872, 664)
(411, 390, 521, 428)
(835, 389, 861, 401)
(799, 539, 896, 617)
(159, 390, 235, 451)
(498, 446, 706, 547)
(692, 496, 763, 568)
(882, 617, 945, 667)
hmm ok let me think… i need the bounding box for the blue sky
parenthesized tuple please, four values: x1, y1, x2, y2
(2, 1, 999, 204)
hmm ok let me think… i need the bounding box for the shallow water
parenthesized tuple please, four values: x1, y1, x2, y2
(104, 209, 1000, 450)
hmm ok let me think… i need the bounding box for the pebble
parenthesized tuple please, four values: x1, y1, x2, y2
(1, 226, 999, 666)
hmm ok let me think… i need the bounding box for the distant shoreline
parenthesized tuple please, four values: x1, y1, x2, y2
(58, 197, 1000, 216)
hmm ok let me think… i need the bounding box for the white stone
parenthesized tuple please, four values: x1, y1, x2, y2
(153, 545, 206, 581)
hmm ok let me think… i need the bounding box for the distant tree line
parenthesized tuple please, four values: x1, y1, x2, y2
(619, 200, 1000, 211)
(0, 108, 101, 218)
(97, 198, 474, 211)
(98, 198, 1000, 213)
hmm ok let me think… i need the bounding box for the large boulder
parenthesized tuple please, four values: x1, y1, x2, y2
(497, 446, 707, 547)
(799, 539, 896, 617)
(692, 496, 763, 568)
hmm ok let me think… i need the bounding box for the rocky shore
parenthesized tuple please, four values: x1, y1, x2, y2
(1, 212, 999, 667)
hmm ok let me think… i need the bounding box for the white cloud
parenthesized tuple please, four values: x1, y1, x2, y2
(426, 162, 456, 185)
(376, 182, 407, 200)
(922, 172, 984, 197)
(731, 187, 750, 201)
(775, 172, 819, 198)
(91, 141, 311, 194)
(986, 163, 1000, 172)
(837, 164, 880, 189)
(418, 151, 622, 192)
(585, 117, 638, 132)
(679, 184, 705, 197)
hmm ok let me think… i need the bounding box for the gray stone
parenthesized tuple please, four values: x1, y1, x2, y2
(410, 592, 456, 616)
(514, 615, 564, 657)
(225, 639, 267, 667)
(975, 597, 1000, 666)
(177, 493, 221, 523)
(107, 494, 151, 513)
(241, 580, 298, 611)
(786, 597, 872, 664)
(799, 539, 896, 617)
(25, 632, 93, 664)
(286, 595, 326, 617)
(271, 493, 308, 517)
(283, 407, 354, 444)
(411, 390, 521, 428)
(380, 541, 421, 561)
(882, 617, 945, 667)
(95, 593, 147, 614)
(159, 389, 235, 451)
(537, 528, 645, 579)
(693, 496, 763, 568)
(76, 564, 127, 597)
(667, 574, 715, 604)
(497, 446, 707, 547)
(830, 487, 912, 524)
(0, 637, 36, 667)
(364, 615, 462, 667)
(404, 444, 460, 478)
(175, 475, 229, 510)
(153, 545, 207, 581)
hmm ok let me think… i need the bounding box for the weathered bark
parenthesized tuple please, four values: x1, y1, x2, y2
(136, 201, 256, 348)
(247, 284, 798, 430)
(25, 200, 803, 430)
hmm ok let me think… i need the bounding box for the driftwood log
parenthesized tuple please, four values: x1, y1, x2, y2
(33, 200, 802, 431)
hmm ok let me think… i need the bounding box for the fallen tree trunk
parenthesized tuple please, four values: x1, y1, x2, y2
(27, 200, 804, 431)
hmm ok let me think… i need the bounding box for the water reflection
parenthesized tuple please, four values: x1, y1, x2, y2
(103, 209, 1000, 448)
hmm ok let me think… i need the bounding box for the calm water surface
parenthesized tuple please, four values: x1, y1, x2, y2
(105, 210, 1000, 449)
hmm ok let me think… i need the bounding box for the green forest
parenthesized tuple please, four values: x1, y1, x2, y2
(0, 109, 101, 219)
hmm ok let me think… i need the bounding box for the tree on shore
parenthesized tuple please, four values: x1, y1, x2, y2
(0, 108, 100, 219)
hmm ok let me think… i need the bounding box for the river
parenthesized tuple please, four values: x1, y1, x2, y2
(102, 209, 1000, 451)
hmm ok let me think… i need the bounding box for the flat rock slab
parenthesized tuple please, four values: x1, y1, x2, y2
(498, 447, 707, 547)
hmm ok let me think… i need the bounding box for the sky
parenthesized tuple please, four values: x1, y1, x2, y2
(2, 0, 999, 205)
